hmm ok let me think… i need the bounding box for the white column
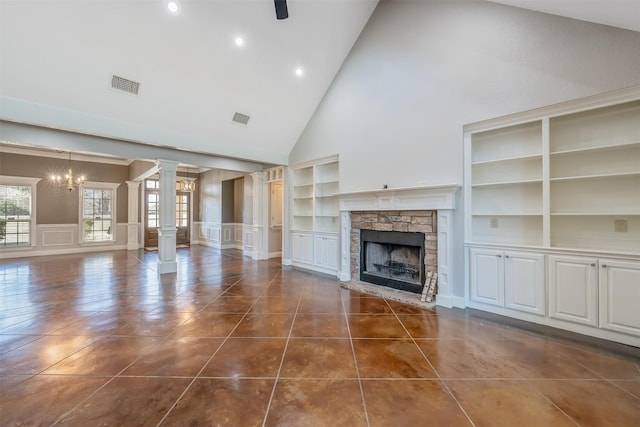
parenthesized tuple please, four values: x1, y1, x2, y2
(250, 171, 267, 260)
(436, 209, 454, 308)
(125, 181, 141, 250)
(281, 166, 292, 266)
(157, 159, 178, 274)
(339, 211, 351, 281)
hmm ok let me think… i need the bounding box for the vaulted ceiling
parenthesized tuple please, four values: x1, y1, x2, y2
(1, 0, 378, 166)
(1, 0, 638, 168)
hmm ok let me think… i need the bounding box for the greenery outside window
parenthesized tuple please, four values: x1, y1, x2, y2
(0, 176, 40, 248)
(81, 182, 118, 243)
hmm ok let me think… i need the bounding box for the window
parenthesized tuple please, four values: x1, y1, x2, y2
(0, 184, 33, 247)
(176, 193, 188, 227)
(147, 192, 159, 228)
(81, 183, 118, 242)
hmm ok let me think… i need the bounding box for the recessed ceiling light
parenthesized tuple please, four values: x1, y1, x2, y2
(295, 67, 304, 77)
(166, 1, 180, 14)
(235, 37, 245, 47)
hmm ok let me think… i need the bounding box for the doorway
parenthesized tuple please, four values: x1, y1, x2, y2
(144, 179, 190, 249)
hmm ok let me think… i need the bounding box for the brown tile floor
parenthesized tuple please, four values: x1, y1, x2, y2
(1, 247, 639, 426)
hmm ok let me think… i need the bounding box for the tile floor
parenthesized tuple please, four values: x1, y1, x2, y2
(1, 247, 639, 426)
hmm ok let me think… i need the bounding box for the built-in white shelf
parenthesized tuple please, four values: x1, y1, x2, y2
(471, 153, 542, 165)
(465, 94, 640, 255)
(550, 141, 640, 156)
(291, 157, 339, 233)
(550, 172, 640, 182)
(472, 179, 543, 187)
(473, 213, 542, 216)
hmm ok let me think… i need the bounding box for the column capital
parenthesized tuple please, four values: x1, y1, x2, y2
(157, 159, 180, 172)
(125, 180, 141, 189)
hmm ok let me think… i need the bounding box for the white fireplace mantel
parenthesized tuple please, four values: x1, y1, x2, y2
(337, 184, 460, 308)
(336, 184, 459, 212)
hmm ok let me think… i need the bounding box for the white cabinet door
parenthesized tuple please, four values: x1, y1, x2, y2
(470, 248, 504, 306)
(313, 234, 339, 271)
(599, 259, 640, 337)
(548, 255, 598, 326)
(292, 232, 313, 265)
(324, 235, 339, 271)
(313, 234, 326, 266)
(504, 252, 545, 315)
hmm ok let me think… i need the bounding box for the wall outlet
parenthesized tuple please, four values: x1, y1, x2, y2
(615, 220, 628, 232)
(490, 218, 499, 228)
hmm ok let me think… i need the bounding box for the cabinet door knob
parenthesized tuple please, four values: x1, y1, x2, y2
(602, 264, 608, 268)
(590, 263, 596, 267)
(505, 255, 510, 259)
(497, 255, 502, 258)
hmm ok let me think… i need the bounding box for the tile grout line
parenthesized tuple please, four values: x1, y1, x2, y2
(156, 270, 283, 426)
(536, 390, 582, 426)
(260, 274, 306, 427)
(387, 299, 477, 427)
(47, 277, 239, 427)
(50, 271, 252, 423)
(342, 291, 371, 427)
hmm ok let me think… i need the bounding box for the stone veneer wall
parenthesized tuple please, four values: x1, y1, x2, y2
(350, 210, 438, 280)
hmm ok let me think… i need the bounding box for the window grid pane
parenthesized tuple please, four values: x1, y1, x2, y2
(176, 195, 188, 227)
(0, 185, 32, 247)
(83, 188, 114, 241)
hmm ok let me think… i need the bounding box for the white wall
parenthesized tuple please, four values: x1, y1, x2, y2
(290, 0, 640, 187)
(288, 0, 640, 297)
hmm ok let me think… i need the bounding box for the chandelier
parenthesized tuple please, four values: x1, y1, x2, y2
(178, 166, 196, 192)
(50, 152, 86, 192)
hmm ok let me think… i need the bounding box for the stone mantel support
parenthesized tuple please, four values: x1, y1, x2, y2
(337, 184, 460, 308)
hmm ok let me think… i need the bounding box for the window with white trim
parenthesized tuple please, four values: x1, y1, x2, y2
(0, 184, 32, 247)
(81, 183, 118, 242)
(0, 176, 39, 248)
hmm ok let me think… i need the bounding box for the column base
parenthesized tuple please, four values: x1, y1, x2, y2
(157, 260, 177, 274)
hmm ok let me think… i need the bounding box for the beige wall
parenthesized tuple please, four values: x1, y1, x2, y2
(129, 160, 155, 181)
(0, 152, 129, 224)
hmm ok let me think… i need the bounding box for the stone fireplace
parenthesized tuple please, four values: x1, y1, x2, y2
(337, 185, 459, 307)
(351, 211, 437, 294)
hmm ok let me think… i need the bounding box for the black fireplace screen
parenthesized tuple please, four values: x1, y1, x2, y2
(360, 230, 425, 294)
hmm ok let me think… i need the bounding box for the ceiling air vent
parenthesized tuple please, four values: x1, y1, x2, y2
(111, 75, 140, 95)
(232, 112, 250, 125)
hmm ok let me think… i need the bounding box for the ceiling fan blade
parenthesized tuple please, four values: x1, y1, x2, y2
(274, 0, 288, 20)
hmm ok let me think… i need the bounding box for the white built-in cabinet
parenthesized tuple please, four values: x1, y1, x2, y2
(548, 255, 599, 327)
(291, 156, 340, 275)
(465, 87, 640, 347)
(314, 234, 339, 273)
(292, 232, 313, 265)
(598, 259, 640, 336)
(470, 248, 545, 316)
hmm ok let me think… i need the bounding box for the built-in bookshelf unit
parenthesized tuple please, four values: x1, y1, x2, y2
(291, 157, 340, 233)
(470, 121, 543, 247)
(290, 156, 340, 276)
(464, 87, 640, 346)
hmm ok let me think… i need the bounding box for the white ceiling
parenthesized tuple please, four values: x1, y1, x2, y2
(0, 0, 378, 166)
(1, 0, 638, 168)
(489, 0, 640, 32)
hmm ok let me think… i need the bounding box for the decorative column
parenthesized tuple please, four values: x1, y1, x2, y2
(250, 172, 267, 260)
(338, 211, 351, 281)
(157, 159, 178, 274)
(125, 181, 141, 250)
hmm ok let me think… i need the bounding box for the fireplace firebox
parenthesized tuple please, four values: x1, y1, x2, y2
(360, 229, 425, 294)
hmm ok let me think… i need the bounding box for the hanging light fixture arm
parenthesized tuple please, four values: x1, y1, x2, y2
(50, 152, 86, 192)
